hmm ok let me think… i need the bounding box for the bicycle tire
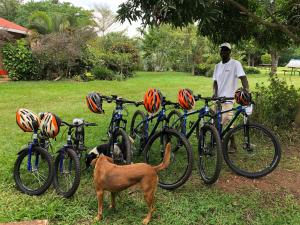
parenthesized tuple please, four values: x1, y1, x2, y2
(53, 148, 81, 198)
(13, 146, 54, 195)
(130, 110, 147, 161)
(167, 110, 184, 133)
(144, 128, 193, 190)
(110, 128, 132, 164)
(223, 122, 281, 178)
(197, 123, 222, 184)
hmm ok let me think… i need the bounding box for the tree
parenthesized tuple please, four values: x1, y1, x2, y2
(141, 24, 208, 73)
(117, 0, 299, 75)
(0, 0, 22, 21)
(15, 0, 94, 30)
(117, 0, 300, 44)
(93, 5, 118, 36)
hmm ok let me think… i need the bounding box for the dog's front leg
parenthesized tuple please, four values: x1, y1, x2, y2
(96, 190, 104, 221)
(109, 192, 116, 209)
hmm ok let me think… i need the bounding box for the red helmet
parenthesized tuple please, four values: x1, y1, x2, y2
(39, 112, 61, 138)
(16, 108, 40, 132)
(86, 92, 104, 114)
(143, 88, 162, 113)
(178, 88, 195, 110)
(234, 88, 251, 106)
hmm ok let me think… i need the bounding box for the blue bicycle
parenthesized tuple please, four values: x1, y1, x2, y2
(167, 95, 222, 184)
(14, 110, 54, 195)
(168, 95, 281, 178)
(130, 96, 194, 190)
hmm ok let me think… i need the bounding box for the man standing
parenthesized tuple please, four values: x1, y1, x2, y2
(212, 42, 250, 152)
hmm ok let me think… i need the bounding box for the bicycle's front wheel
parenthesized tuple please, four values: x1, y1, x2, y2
(13, 146, 54, 195)
(53, 148, 80, 198)
(223, 122, 281, 178)
(197, 124, 222, 184)
(144, 128, 193, 190)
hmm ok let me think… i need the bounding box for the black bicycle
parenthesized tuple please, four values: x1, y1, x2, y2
(167, 95, 222, 184)
(130, 96, 194, 190)
(52, 119, 97, 198)
(14, 120, 54, 195)
(99, 94, 143, 165)
(207, 96, 281, 178)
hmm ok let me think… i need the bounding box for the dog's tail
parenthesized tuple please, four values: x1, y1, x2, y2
(153, 143, 171, 172)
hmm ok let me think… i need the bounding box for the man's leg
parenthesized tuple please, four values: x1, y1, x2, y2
(221, 103, 236, 153)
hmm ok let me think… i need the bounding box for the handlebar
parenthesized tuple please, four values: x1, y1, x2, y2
(61, 120, 97, 128)
(194, 94, 234, 103)
(101, 94, 143, 107)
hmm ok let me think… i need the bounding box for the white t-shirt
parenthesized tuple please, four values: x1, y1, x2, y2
(213, 59, 246, 98)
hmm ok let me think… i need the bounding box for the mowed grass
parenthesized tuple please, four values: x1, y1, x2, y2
(1, 70, 300, 225)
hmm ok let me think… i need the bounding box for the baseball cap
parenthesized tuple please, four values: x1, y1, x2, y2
(219, 42, 231, 50)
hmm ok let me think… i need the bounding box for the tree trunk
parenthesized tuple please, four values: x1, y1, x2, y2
(248, 54, 251, 66)
(270, 50, 279, 76)
(191, 64, 195, 75)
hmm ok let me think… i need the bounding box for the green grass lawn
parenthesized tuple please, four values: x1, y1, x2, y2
(1, 70, 300, 225)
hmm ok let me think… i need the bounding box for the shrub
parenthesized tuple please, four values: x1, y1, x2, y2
(2, 39, 39, 80)
(194, 64, 214, 77)
(261, 53, 271, 64)
(244, 66, 261, 74)
(91, 65, 115, 80)
(252, 76, 300, 130)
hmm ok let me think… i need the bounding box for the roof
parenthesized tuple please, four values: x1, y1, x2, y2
(0, 17, 28, 35)
(286, 59, 300, 68)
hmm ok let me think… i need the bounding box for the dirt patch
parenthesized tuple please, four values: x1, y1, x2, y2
(217, 169, 300, 199)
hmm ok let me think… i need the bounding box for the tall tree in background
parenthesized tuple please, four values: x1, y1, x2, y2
(94, 5, 118, 36)
(117, 0, 300, 75)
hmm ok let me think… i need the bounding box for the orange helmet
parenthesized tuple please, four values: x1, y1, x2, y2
(234, 88, 251, 106)
(178, 88, 195, 110)
(39, 112, 61, 138)
(86, 92, 104, 114)
(143, 88, 162, 113)
(16, 108, 40, 132)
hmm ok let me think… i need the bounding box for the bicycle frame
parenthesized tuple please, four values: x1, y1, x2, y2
(25, 130, 49, 172)
(173, 105, 211, 139)
(134, 102, 171, 145)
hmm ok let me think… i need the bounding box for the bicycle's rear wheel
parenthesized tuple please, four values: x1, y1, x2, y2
(144, 128, 193, 190)
(110, 129, 131, 164)
(13, 146, 54, 195)
(197, 124, 222, 184)
(130, 110, 147, 162)
(223, 122, 281, 178)
(167, 110, 184, 133)
(53, 148, 80, 198)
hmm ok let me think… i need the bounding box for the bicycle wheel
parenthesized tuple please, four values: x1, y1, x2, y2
(111, 129, 131, 164)
(53, 148, 80, 198)
(13, 146, 54, 195)
(167, 110, 184, 133)
(197, 123, 222, 184)
(223, 122, 281, 178)
(130, 110, 147, 162)
(144, 128, 193, 190)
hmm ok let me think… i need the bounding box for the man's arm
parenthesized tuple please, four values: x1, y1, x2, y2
(213, 80, 218, 97)
(240, 76, 249, 92)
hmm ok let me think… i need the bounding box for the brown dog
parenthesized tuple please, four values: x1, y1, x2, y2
(92, 143, 171, 225)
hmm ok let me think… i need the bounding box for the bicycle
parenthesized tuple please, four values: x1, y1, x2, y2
(130, 95, 194, 190)
(52, 119, 97, 198)
(90, 94, 141, 165)
(167, 95, 222, 184)
(14, 109, 54, 196)
(206, 96, 281, 178)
